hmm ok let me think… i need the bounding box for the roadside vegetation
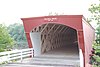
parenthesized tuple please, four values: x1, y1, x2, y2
(7, 23, 28, 49)
(0, 24, 14, 52)
(88, 0, 100, 66)
(0, 23, 28, 52)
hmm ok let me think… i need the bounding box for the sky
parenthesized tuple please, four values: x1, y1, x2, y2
(0, 0, 99, 28)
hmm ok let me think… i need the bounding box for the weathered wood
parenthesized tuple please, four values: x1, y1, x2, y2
(31, 23, 78, 54)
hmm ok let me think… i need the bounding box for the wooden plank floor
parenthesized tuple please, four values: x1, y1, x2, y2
(41, 45, 79, 59)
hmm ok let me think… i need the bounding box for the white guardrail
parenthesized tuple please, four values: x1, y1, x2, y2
(0, 48, 33, 63)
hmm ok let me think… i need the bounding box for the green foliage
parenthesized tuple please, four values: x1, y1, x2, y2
(88, 3, 100, 24)
(88, 0, 100, 46)
(7, 23, 28, 49)
(0, 24, 14, 52)
(88, 1, 100, 40)
(90, 43, 100, 66)
(8, 23, 27, 42)
(88, 0, 100, 66)
(93, 55, 100, 62)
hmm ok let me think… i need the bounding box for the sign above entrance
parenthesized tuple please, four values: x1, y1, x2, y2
(44, 17, 58, 22)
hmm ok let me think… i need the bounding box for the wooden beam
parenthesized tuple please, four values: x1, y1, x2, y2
(58, 26, 66, 33)
(53, 25, 61, 34)
(48, 24, 56, 34)
(41, 23, 49, 33)
(62, 27, 69, 33)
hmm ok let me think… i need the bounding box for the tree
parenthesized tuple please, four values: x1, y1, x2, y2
(88, 1, 100, 44)
(0, 24, 14, 52)
(88, 0, 100, 66)
(88, 2, 100, 23)
(8, 23, 26, 42)
(7, 23, 28, 49)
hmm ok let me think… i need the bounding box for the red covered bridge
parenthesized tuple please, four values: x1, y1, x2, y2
(21, 15, 95, 67)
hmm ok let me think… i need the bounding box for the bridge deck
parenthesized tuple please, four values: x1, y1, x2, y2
(1, 46, 80, 67)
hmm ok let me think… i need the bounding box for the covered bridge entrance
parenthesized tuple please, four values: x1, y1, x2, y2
(21, 15, 95, 67)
